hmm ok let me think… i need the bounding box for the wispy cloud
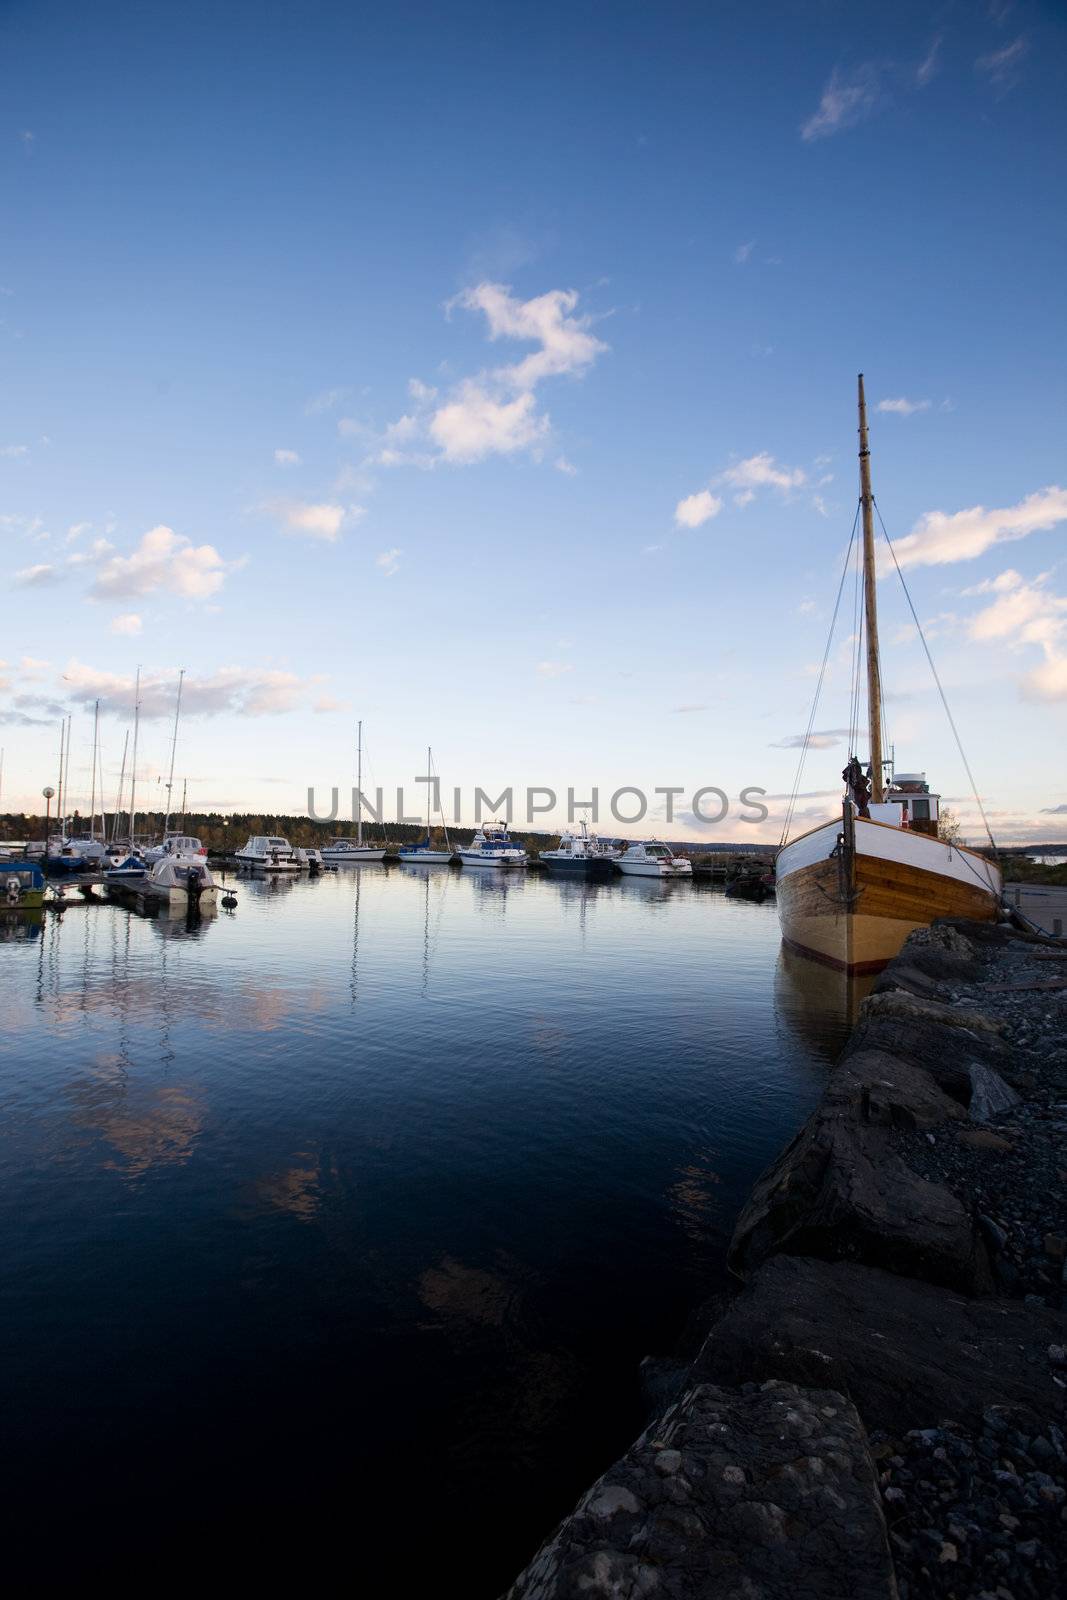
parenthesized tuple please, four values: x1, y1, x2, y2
(916, 36, 942, 87)
(536, 660, 573, 678)
(1, 443, 29, 458)
(721, 452, 807, 495)
(554, 455, 578, 477)
(375, 548, 401, 578)
(976, 35, 1028, 94)
(891, 486, 1067, 569)
(14, 563, 61, 588)
(61, 661, 321, 718)
(877, 396, 931, 416)
(274, 448, 302, 465)
(109, 613, 143, 636)
(305, 387, 350, 415)
(800, 65, 881, 142)
(772, 728, 852, 750)
(734, 240, 755, 265)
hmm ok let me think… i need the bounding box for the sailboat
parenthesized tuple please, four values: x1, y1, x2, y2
(397, 747, 454, 863)
(321, 720, 387, 862)
(775, 376, 1002, 974)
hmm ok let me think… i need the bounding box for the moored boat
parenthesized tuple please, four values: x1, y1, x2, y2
(539, 821, 619, 874)
(458, 821, 528, 868)
(0, 861, 46, 910)
(615, 840, 693, 878)
(235, 835, 300, 872)
(141, 855, 218, 905)
(398, 745, 455, 863)
(775, 377, 1002, 974)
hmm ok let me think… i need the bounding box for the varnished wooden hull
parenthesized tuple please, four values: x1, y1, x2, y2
(776, 819, 1001, 974)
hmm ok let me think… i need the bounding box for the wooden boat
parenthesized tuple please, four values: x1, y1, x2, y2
(776, 377, 1002, 973)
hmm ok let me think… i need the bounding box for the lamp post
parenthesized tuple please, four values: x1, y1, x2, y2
(42, 786, 55, 858)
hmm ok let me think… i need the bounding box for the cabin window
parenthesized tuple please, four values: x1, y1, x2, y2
(911, 799, 930, 821)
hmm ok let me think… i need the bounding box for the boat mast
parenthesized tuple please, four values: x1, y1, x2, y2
(426, 745, 431, 843)
(89, 699, 100, 842)
(357, 720, 363, 847)
(112, 730, 129, 845)
(55, 718, 65, 843)
(161, 668, 185, 839)
(128, 668, 141, 846)
(63, 716, 72, 840)
(858, 374, 885, 804)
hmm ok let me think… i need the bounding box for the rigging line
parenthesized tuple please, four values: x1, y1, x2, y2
(781, 504, 861, 849)
(873, 498, 998, 856)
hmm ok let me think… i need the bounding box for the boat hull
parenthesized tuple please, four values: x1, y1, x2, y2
(458, 853, 527, 868)
(398, 850, 453, 864)
(322, 849, 387, 863)
(776, 814, 1001, 974)
(540, 855, 616, 875)
(615, 860, 691, 878)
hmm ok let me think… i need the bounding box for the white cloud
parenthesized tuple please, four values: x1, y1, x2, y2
(674, 490, 723, 529)
(800, 66, 881, 142)
(274, 448, 302, 465)
(536, 660, 573, 678)
(375, 548, 401, 578)
(65, 522, 91, 543)
(273, 501, 355, 542)
(734, 240, 755, 265)
(371, 283, 608, 468)
(110, 613, 143, 636)
(876, 397, 932, 416)
(91, 525, 230, 598)
(721, 452, 806, 494)
(429, 383, 546, 464)
(891, 486, 1067, 569)
(1, 443, 29, 458)
(61, 661, 318, 718)
(554, 455, 578, 477)
(966, 569, 1067, 702)
(14, 563, 61, 587)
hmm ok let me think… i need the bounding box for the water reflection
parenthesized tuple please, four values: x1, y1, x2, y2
(773, 943, 875, 1063)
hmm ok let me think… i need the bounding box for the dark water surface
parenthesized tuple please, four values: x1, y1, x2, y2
(0, 865, 853, 1589)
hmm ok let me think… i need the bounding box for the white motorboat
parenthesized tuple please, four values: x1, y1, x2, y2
(615, 840, 693, 877)
(398, 745, 455, 864)
(142, 855, 217, 905)
(540, 821, 620, 875)
(144, 833, 208, 865)
(294, 847, 327, 871)
(458, 821, 528, 868)
(106, 852, 148, 882)
(321, 839, 387, 863)
(234, 835, 300, 872)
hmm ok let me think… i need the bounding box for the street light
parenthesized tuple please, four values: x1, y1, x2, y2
(42, 786, 55, 856)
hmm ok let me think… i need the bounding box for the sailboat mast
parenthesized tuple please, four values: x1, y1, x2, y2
(357, 720, 363, 847)
(129, 668, 141, 845)
(63, 716, 72, 840)
(858, 374, 885, 804)
(55, 718, 65, 843)
(426, 746, 431, 840)
(162, 668, 185, 838)
(89, 699, 100, 842)
(112, 730, 129, 845)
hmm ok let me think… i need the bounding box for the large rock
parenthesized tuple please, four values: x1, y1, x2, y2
(844, 989, 1021, 1105)
(728, 1108, 993, 1293)
(502, 1380, 897, 1600)
(696, 1256, 1067, 1435)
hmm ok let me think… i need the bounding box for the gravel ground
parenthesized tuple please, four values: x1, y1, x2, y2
(892, 934, 1067, 1310)
(870, 1406, 1067, 1600)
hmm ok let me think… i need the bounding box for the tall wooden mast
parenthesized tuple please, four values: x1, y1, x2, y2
(858, 374, 885, 803)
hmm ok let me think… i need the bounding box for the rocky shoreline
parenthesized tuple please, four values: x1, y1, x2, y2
(503, 919, 1067, 1599)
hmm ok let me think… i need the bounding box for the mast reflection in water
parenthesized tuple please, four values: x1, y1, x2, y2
(1, 866, 843, 1592)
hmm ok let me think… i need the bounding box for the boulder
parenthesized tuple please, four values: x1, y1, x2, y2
(502, 1380, 897, 1600)
(696, 1256, 1067, 1435)
(845, 989, 1021, 1104)
(728, 1111, 993, 1293)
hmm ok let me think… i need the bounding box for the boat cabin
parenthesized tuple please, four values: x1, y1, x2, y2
(868, 773, 940, 836)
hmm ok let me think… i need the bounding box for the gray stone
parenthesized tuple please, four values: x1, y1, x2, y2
(968, 1061, 1022, 1123)
(502, 1380, 897, 1599)
(696, 1256, 1067, 1434)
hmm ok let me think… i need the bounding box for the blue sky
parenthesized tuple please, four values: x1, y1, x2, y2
(2, 0, 1065, 843)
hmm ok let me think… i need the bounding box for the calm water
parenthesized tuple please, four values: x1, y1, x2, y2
(0, 865, 853, 1589)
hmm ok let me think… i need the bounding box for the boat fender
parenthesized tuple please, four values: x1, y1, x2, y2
(6, 878, 22, 905)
